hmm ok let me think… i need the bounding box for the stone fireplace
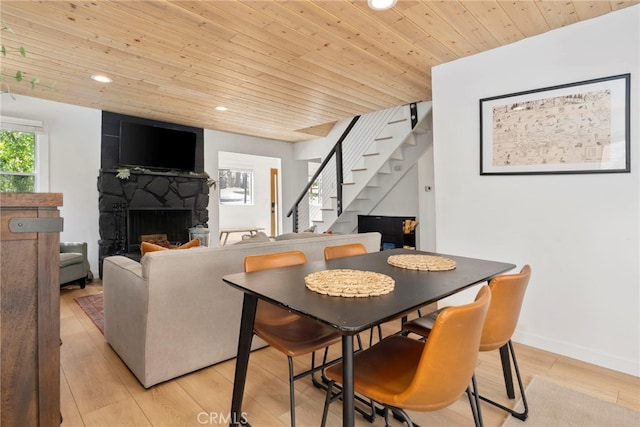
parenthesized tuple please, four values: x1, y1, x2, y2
(98, 169, 209, 276)
(98, 111, 209, 277)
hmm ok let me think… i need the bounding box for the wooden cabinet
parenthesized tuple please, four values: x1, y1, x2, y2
(357, 215, 417, 250)
(1, 193, 63, 427)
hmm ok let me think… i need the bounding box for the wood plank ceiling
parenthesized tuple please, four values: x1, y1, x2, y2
(1, 1, 637, 142)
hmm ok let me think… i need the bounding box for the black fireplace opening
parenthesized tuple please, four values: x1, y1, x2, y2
(127, 208, 194, 253)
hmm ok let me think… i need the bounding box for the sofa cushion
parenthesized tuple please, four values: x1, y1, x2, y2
(141, 238, 201, 256)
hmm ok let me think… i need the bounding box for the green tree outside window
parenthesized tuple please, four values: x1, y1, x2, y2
(0, 129, 36, 192)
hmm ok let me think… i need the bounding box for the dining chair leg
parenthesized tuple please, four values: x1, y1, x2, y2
(466, 386, 482, 427)
(315, 349, 348, 389)
(384, 407, 413, 427)
(320, 377, 377, 424)
(315, 336, 367, 389)
(467, 375, 484, 427)
(499, 344, 515, 398)
(478, 340, 529, 421)
(368, 325, 383, 346)
(287, 356, 296, 427)
(321, 380, 344, 427)
(312, 348, 331, 388)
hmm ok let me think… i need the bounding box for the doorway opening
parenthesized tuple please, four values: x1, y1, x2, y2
(218, 151, 281, 244)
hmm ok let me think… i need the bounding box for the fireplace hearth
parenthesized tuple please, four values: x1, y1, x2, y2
(127, 208, 193, 253)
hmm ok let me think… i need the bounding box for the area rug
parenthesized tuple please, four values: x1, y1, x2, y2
(74, 293, 104, 335)
(501, 376, 639, 427)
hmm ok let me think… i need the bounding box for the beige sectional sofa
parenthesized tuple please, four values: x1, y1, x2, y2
(102, 232, 381, 388)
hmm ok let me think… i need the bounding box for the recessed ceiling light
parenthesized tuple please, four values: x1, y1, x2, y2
(367, 0, 397, 11)
(91, 74, 112, 83)
(215, 106, 228, 111)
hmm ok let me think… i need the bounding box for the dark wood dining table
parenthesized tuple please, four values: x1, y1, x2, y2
(222, 248, 515, 427)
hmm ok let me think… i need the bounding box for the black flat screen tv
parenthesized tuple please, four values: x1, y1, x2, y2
(119, 121, 197, 172)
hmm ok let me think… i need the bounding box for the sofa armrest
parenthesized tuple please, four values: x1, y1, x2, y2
(102, 255, 149, 384)
(59, 242, 90, 286)
(60, 242, 87, 255)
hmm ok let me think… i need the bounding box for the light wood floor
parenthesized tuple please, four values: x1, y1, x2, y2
(60, 280, 639, 426)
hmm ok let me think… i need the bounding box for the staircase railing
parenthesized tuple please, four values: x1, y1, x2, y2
(286, 116, 360, 232)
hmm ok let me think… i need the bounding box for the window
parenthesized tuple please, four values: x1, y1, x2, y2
(308, 161, 322, 207)
(0, 117, 47, 192)
(0, 129, 36, 191)
(219, 169, 253, 205)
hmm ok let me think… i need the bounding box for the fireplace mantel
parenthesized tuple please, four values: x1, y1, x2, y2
(101, 167, 211, 180)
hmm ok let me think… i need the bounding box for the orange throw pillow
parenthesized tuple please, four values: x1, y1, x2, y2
(140, 241, 168, 256)
(141, 238, 201, 256)
(178, 238, 201, 250)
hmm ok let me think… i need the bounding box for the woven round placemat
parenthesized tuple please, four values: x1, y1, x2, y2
(387, 254, 456, 271)
(304, 269, 395, 297)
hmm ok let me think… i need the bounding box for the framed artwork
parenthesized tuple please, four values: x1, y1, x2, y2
(480, 74, 630, 175)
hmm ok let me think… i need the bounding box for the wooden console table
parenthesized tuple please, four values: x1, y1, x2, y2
(219, 227, 265, 245)
(1, 193, 63, 427)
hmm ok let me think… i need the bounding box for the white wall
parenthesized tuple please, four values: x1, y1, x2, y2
(1, 94, 102, 272)
(0, 96, 297, 268)
(431, 6, 639, 375)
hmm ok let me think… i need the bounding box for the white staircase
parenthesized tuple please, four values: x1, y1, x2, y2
(305, 101, 432, 234)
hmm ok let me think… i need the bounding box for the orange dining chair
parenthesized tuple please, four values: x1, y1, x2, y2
(323, 242, 368, 261)
(403, 265, 532, 421)
(321, 285, 492, 427)
(244, 250, 342, 427)
(323, 243, 382, 346)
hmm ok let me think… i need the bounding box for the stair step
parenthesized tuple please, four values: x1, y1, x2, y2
(390, 151, 404, 161)
(378, 163, 392, 174)
(387, 117, 408, 125)
(374, 136, 393, 142)
(403, 134, 417, 146)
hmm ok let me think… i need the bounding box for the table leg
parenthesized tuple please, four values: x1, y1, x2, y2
(230, 294, 257, 426)
(499, 344, 515, 399)
(223, 232, 231, 245)
(341, 335, 355, 427)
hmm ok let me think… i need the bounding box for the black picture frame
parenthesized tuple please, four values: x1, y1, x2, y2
(480, 74, 630, 175)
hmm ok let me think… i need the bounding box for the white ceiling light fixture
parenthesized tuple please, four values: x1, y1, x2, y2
(91, 74, 112, 83)
(215, 106, 228, 111)
(367, 0, 397, 11)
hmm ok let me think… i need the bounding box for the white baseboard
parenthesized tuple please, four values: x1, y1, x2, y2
(513, 331, 639, 377)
